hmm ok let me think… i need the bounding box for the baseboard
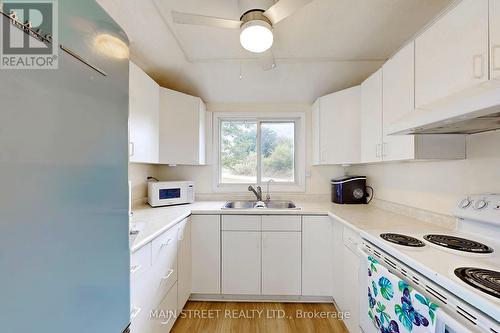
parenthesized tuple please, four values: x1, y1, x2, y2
(189, 293, 334, 303)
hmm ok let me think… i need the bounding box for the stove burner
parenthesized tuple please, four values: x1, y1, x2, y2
(380, 233, 425, 247)
(455, 268, 500, 299)
(424, 234, 493, 254)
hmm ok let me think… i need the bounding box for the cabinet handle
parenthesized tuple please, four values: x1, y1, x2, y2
(129, 142, 135, 157)
(161, 269, 174, 282)
(375, 144, 381, 158)
(161, 239, 172, 248)
(382, 142, 388, 158)
(473, 54, 485, 79)
(178, 226, 185, 241)
(130, 264, 142, 274)
(493, 45, 500, 71)
(130, 306, 142, 319)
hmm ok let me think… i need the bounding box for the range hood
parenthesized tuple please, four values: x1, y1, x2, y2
(389, 82, 500, 135)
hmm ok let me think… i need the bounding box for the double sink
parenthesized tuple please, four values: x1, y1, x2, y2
(222, 200, 299, 210)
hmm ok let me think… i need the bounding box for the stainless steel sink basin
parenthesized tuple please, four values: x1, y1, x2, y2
(222, 200, 300, 210)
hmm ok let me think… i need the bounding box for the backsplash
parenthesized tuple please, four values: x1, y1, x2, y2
(350, 130, 500, 216)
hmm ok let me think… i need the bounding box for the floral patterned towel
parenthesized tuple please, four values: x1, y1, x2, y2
(365, 255, 440, 333)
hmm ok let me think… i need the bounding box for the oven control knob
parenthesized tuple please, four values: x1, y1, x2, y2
(459, 198, 472, 209)
(474, 199, 488, 210)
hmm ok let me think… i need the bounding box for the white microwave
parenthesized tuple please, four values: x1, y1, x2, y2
(147, 181, 195, 207)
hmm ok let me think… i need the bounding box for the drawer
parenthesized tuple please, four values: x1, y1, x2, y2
(151, 282, 178, 333)
(262, 215, 301, 231)
(151, 225, 178, 304)
(342, 226, 361, 251)
(222, 215, 261, 231)
(131, 242, 151, 281)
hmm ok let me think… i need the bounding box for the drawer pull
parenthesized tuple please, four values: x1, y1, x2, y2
(130, 306, 141, 319)
(473, 54, 485, 79)
(161, 317, 172, 325)
(178, 227, 185, 241)
(493, 45, 500, 71)
(160, 239, 172, 248)
(130, 264, 142, 274)
(161, 269, 174, 282)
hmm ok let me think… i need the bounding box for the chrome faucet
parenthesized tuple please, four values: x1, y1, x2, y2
(265, 179, 274, 202)
(248, 185, 263, 201)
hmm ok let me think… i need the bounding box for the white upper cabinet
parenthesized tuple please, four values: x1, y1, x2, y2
(159, 88, 206, 165)
(415, 0, 489, 108)
(382, 42, 416, 161)
(312, 86, 361, 165)
(361, 69, 383, 163)
(129, 61, 159, 163)
(491, 0, 500, 80)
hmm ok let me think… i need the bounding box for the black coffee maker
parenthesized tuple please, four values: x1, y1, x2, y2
(331, 176, 373, 204)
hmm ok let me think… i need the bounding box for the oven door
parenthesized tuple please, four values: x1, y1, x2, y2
(358, 247, 471, 333)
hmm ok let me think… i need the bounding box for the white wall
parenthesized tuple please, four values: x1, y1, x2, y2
(129, 163, 158, 202)
(350, 130, 500, 215)
(155, 103, 346, 199)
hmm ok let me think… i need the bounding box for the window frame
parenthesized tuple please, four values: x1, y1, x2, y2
(212, 112, 306, 193)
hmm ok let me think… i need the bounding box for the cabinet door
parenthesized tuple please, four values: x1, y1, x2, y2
(331, 219, 345, 306)
(415, 0, 489, 108)
(317, 86, 361, 165)
(302, 216, 333, 296)
(342, 245, 361, 333)
(312, 99, 321, 165)
(491, 0, 500, 80)
(361, 69, 383, 163)
(262, 232, 301, 295)
(222, 231, 261, 294)
(382, 42, 416, 161)
(129, 61, 159, 163)
(159, 88, 206, 165)
(191, 215, 220, 294)
(177, 218, 191, 311)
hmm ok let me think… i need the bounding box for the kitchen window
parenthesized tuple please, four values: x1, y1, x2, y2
(213, 112, 305, 192)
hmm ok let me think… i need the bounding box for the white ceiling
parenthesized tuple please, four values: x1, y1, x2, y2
(97, 0, 453, 104)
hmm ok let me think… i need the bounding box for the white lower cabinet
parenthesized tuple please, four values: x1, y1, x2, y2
(151, 282, 178, 333)
(191, 215, 221, 294)
(262, 231, 301, 295)
(331, 219, 362, 333)
(222, 231, 261, 294)
(130, 218, 191, 333)
(302, 216, 333, 296)
(177, 218, 191, 312)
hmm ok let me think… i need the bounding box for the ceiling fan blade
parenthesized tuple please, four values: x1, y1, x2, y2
(264, 0, 313, 25)
(257, 49, 276, 71)
(171, 11, 241, 29)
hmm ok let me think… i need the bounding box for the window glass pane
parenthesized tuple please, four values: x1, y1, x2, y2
(220, 120, 257, 184)
(261, 122, 295, 183)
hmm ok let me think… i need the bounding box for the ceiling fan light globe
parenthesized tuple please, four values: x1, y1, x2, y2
(240, 20, 273, 53)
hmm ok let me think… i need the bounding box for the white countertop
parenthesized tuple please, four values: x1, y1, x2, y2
(130, 200, 450, 253)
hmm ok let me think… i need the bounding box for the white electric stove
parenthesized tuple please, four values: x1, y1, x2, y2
(359, 194, 500, 333)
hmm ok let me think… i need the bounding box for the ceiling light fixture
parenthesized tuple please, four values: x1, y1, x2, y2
(239, 11, 273, 53)
(94, 34, 129, 59)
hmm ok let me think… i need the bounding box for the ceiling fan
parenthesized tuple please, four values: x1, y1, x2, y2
(170, 0, 314, 70)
